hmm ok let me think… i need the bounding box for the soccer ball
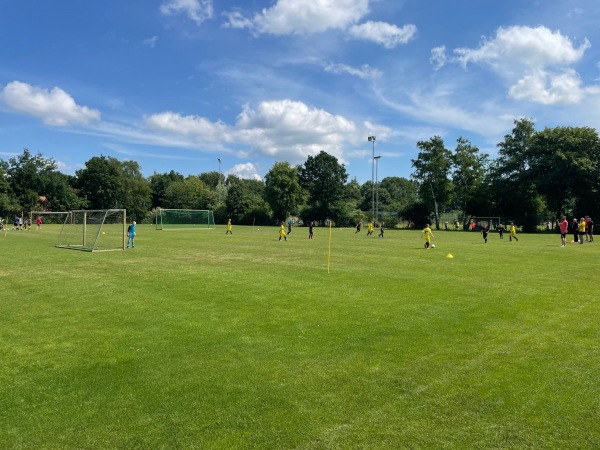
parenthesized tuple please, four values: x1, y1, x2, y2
(431, 244, 436, 248)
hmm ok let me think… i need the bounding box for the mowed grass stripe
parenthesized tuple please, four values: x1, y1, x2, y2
(1, 225, 599, 448)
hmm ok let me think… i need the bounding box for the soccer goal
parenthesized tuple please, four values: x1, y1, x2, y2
(469, 216, 502, 231)
(155, 208, 215, 230)
(56, 209, 126, 252)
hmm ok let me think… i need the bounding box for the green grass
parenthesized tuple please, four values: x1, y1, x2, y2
(1, 225, 599, 449)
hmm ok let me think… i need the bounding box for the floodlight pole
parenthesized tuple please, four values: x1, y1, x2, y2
(374, 156, 381, 224)
(368, 136, 376, 221)
(218, 158, 222, 185)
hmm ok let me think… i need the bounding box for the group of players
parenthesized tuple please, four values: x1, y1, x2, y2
(223, 216, 594, 249)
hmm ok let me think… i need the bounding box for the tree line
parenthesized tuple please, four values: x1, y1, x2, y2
(1, 119, 598, 230)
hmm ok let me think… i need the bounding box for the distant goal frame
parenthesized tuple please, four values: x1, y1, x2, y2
(155, 208, 215, 230)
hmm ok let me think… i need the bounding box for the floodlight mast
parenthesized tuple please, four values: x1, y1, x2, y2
(374, 155, 381, 223)
(368, 136, 376, 221)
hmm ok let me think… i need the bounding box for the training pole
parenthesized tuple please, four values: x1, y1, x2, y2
(327, 220, 333, 273)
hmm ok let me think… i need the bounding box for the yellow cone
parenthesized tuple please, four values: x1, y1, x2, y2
(446, 253, 454, 259)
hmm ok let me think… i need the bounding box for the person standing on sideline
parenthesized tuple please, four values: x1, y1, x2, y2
(587, 217, 594, 242)
(422, 224, 434, 249)
(497, 223, 505, 239)
(36, 216, 42, 230)
(559, 215, 569, 247)
(127, 220, 136, 248)
(509, 222, 518, 241)
(481, 224, 490, 243)
(308, 221, 314, 239)
(226, 218, 233, 234)
(572, 218, 579, 244)
(366, 221, 374, 236)
(578, 217, 586, 244)
(378, 222, 385, 238)
(279, 223, 287, 241)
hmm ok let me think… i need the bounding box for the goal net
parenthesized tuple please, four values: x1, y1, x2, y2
(30, 211, 73, 227)
(156, 208, 215, 230)
(56, 209, 126, 252)
(468, 216, 502, 231)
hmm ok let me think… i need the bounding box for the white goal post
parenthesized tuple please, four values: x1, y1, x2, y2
(56, 209, 126, 252)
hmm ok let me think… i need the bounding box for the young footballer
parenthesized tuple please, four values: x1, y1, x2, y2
(422, 224, 434, 249)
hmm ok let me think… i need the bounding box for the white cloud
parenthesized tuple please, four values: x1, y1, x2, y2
(430, 46, 447, 70)
(449, 26, 597, 105)
(235, 99, 358, 162)
(229, 162, 262, 180)
(0, 81, 100, 126)
(347, 21, 417, 49)
(144, 111, 230, 140)
(454, 26, 590, 72)
(324, 62, 381, 79)
(509, 68, 600, 105)
(160, 0, 213, 25)
(140, 100, 376, 164)
(225, 0, 369, 35)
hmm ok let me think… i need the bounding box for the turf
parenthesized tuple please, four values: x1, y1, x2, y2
(1, 225, 599, 448)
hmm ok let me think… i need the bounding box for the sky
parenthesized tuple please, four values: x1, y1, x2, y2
(1, 0, 599, 183)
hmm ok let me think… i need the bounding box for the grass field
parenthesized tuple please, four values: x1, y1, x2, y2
(1, 224, 599, 449)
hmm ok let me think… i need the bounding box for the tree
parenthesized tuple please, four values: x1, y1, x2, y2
(199, 171, 224, 190)
(76, 156, 152, 220)
(225, 177, 271, 225)
(120, 160, 152, 221)
(451, 137, 489, 227)
(0, 159, 20, 213)
(528, 126, 600, 220)
(164, 176, 213, 210)
(298, 151, 348, 222)
(39, 172, 83, 211)
(379, 177, 419, 213)
(264, 162, 305, 221)
(76, 156, 124, 209)
(149, 171, 184, 208)
(411, 136, 452, 229)
(489, 118, 544, 231)
(7, 149, 58, 210)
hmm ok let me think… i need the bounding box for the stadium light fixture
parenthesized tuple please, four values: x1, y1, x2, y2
(368, 136, 376, 221)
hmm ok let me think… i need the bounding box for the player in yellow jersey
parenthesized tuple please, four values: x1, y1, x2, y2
(226, 218, 232, 234)
(279, 223, 287, 241)
(578, 217, 586, 244)
(366, 221, 374, 236)
(509, 222, 518, 241)
(422, 224, 434, 249)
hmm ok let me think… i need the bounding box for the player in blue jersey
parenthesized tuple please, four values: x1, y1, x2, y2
(127, 220, 136, 248)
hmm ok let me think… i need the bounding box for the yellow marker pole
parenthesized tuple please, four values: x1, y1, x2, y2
(327, 220, 333, 273)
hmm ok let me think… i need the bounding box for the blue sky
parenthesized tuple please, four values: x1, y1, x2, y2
(1, 0, 599, 183)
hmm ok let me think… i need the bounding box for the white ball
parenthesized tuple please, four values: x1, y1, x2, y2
(431, 244, 436, 248)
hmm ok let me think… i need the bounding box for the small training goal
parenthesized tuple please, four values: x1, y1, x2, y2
(155, 208, 215, 230)
(56, 209, 126, 252)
